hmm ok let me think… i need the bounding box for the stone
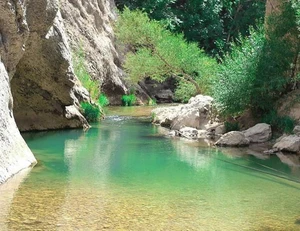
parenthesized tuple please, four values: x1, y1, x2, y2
(273, 135, 300, 153)
(178, 127, 198, 139)
(11, 1, 88, 131)
(293, 126, 300, 135)
(0, 62, 36, 184)
(215, 131, 250, 147)
(243, 123, 272, 143)
(152, 95, 214, 130)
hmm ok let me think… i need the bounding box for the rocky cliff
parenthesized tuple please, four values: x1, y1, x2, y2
(0, 0, 126, 183)
(0, 0, 36, 184)
(60, 0, 127, 105)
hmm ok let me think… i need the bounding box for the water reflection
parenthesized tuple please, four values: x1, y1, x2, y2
(2, 112, 300, 230)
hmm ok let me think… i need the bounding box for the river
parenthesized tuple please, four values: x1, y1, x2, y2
(0, 107, 300, 230)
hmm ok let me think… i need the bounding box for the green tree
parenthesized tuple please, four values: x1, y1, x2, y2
(213, 2, 299, 116)
(115, 0, 266, 56)
(115, 8, 217, 101)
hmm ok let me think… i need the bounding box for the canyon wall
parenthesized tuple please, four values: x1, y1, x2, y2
(0, 0, 127, 183)
(0, 0, 36, 183)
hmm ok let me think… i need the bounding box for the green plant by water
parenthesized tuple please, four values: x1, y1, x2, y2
(98, 94, 110, 107)
(73, 46, 99, 101)
(80, 102, 102, 122)
(121, 94, 136, 106)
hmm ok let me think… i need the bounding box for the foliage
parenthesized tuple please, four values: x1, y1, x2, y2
(224, 121, 240, 132)
(98, 94, 109, 107)
(80, 102, 101, 122)
(115, 0, 265, 56)
(121, 94, 137, 106)
(73, 47, 99, 101)
(213, 2, 299, 116)
(261, 110, 295, 134)
(148, 98, 157, 106)
(115, 8, 217, 101)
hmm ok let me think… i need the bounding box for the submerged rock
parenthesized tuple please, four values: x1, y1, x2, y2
(215, 131, 250, 147)
(243, 123, 272, 143)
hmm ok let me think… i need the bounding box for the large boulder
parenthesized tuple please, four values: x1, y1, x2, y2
(273, 135, 300, 153)
(243, 123, 272, 143)
(152, 95, 214, 129)
(11, 0, 89, 131)
(0, 62, 36, 184)
(215, 131, 250, 147)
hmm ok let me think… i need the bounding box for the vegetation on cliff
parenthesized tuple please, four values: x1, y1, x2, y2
(115, 1, 299, 131)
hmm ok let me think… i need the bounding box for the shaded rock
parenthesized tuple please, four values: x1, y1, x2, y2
(139, 77, 176, 103)
(215, 131, 250, 147)
(273, 135, 300, 153)
(152, 95, 214, 130)
(0, 62, 36, 184)
(243, 123, 272, 143)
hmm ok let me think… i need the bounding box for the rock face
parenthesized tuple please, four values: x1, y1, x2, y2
(0, 62, 36, 184)
(277, 90, 300, 123)
(0, 0, 37, 183)
(60, 0, 127, 105)
(152, 95, 214, 130)
(11, 0, 89, 131)
(215, 131, 250, 147)
(243, 123, 272, 143)
(273, 135, 300, 153)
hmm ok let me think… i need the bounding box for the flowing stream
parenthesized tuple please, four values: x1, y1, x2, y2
(1, 107, 300, 230)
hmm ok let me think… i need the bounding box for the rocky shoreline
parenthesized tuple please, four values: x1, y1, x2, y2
(152, 95, 300, 155)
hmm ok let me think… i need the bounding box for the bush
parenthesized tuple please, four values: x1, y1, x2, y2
(80, 102, 101, 122)
(224, 121, 240, 132)
(73, 47, 99, 101)
(98, 94, 109, 107)
(121, 94, 136, 106)
(115, 8, 217, 102)
(148, 98, 157, 106)
(262, 110, 295, 134)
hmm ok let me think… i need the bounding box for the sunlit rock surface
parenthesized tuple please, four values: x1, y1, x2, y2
(0, 62, 36, 184)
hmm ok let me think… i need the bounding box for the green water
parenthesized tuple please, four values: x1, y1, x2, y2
(1, 107, 300, 230)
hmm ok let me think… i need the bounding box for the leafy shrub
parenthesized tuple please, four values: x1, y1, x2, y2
(73, 47, 99, 101)
(115, 8, 217, 102)
(262, 110, 295, 134)
(224, 121, 240, 132)
(121, 94, 136, 106)
(98, 94, 109, 107)
(80, 102, 101, 122)
(148, 98, 157, 106)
